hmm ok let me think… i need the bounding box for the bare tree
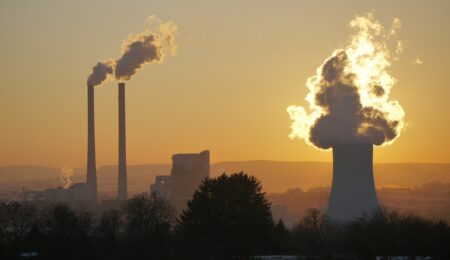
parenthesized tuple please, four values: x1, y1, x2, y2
(0, 201, 37, 255)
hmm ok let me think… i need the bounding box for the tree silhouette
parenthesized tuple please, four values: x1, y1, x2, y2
(347, 209, 450, 258)
(95, 209, 123, 260)
(1, 192, 449, 258)
(39, 204, 95, 259)
(291, 208, 337, 257)
(122, 193, 175, 259)
(177, 172, 274, 259)
(0, 201, 37, 257)
(271, 219, 293, 255)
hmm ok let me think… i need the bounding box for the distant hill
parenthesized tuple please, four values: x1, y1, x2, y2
(0, 166, 84, 181)
(1, 162, 450, 195)
(212, 161, 450, 192)
(212, 161, 331, 192)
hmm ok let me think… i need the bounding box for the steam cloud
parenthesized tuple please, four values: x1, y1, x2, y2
(87, 17, 177, 86)
(60, 166, 74, 189)
(287, 13, 405, 149)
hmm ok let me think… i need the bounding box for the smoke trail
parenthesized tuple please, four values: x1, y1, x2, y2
(60, 166, 74, 189)
(86, 16, 178, 85)
(87, 60, 115, 86)
(287, 13, 405, 149)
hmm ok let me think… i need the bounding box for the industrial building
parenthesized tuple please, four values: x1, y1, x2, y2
(151, 150, 210, 212)
(25, 82, 129, 208)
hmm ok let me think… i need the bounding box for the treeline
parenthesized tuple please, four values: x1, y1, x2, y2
(1, 172, 449, 259)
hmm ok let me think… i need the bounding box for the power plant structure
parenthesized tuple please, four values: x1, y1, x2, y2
(327, 143, 379, 221)
(150, 150, 210, 213)
(86, 84, 98, 202)
(117, 82, 127, 200)
(37, 80, 203, 209)
(83, 82, 129, 205)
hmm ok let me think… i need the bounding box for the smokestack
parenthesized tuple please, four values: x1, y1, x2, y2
(86, 84, 97, 202)
(327, 143, 378, 220)
(118, 82, 127, 200)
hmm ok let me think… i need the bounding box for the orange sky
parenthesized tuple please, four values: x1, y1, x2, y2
(1, 1, 449, 167)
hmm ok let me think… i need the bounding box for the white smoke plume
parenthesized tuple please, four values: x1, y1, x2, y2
(60, 166, 74, 189)
(86, 16, 178, 85)
(287, 13, 405, 149)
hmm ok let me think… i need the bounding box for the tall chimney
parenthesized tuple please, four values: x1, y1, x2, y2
(86, 84, 97, 202)
(327, 143, 378, 220)
(118, 82, 127, 200)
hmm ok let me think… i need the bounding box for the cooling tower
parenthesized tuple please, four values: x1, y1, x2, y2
(86, 84, 97, 202)
(327, 143, 378, 220)
(117, 82, 127, 200)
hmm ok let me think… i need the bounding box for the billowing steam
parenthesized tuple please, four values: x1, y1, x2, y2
(87, 17, 177, 86)
(287, 13, 405, 149)
(60, 166, 74, 189)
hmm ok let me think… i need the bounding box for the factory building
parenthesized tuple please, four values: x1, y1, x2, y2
(150, 150, 210, 212)
(43, 183, 92, 203)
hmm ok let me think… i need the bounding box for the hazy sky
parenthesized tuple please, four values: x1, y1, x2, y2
(1, 0, 449, 167)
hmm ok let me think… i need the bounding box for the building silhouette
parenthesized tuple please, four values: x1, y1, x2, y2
(327, 143, 379, 220)
(151, 150, 210, 212)
(86, 84, 98, 203)
(117, 82, 127, 200)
